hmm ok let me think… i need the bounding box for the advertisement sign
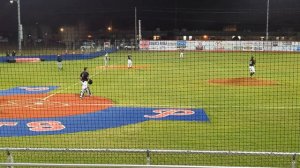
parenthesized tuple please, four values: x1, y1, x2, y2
(139, 40, 300, 52)
(177, 40, 187, 48)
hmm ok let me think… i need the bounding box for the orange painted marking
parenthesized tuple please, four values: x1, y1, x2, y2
(0, 94, 113, 119)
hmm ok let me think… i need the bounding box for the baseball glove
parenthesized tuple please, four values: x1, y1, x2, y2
(88, 79, 93, 85)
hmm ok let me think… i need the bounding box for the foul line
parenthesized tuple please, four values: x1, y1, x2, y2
(41, 82, 79, 101)
(41, 66, 103, 101)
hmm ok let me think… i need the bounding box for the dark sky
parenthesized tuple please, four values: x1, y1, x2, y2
(1, 0, 300, 35)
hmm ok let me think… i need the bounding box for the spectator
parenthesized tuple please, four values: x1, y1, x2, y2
(6, 50, 10, 57)
(11, 50, 16, 56)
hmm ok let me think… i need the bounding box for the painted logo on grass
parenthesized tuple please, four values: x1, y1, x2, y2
(0, 86, 58, 96)
(0, 107, 208, 137)
(0, 87, 209, 137)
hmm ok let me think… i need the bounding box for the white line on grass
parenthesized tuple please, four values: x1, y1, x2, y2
(41, 65, 103, 101)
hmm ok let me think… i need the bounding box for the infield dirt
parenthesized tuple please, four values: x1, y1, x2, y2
(208, 77, 277, 86)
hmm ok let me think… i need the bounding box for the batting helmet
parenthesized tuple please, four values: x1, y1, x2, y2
(88, 79, 93, 85)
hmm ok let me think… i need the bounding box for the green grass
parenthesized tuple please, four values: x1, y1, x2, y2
(0, 50, 300, 166)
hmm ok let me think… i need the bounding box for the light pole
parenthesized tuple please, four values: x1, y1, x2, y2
(107, 26, 112, 32)
(266, 0, 270, 41)
(10, 0, 23, 51)
(134, 7, 137, 48)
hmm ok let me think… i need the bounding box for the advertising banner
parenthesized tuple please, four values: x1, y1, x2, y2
(139, 40, 300, 52)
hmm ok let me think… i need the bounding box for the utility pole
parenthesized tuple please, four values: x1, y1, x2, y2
(266, 0, 270, 40)
(138, 20, 142, 41)
(134, 7, 137, 48)
(10, 0, 23, 51)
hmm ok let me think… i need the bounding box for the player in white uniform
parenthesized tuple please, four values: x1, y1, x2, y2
(103, 53, 110, 67)
(249, 56, 256, 77)
(128, 55, 133, 68)
(179, 49, 184, 58)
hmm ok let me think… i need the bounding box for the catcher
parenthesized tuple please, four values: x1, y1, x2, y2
(80, 67, 92, 98)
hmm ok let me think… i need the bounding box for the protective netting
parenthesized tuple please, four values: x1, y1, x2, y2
(0, 40, 299, 167)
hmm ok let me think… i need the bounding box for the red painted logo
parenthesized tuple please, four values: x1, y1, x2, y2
(144, 109, 195, 119)
(27, 121, 65, 132)
(0, 121, 65, 132)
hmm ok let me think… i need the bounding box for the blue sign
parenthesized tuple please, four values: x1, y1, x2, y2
(177, 40, 187, 48)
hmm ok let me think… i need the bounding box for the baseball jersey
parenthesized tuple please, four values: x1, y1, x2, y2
(80, 71, 89, 81)
(57, 56, 63, 62)
(249, 59, 256, 66)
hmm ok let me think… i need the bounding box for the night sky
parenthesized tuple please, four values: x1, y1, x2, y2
(0, 0, 300, 34)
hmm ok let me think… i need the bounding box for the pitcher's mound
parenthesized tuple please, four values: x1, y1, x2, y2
(209, 77, 277, 86)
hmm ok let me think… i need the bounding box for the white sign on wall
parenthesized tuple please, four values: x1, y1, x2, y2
(139, 40, 300, 52)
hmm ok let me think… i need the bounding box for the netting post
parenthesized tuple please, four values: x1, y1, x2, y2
(291, 154, 297, 168)
(6, 150, 14, 168)
(146, 149, 151, 165)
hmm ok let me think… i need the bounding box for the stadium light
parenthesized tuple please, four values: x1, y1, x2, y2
(9, 0, 23, 51)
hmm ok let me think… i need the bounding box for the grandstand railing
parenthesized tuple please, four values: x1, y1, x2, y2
(0, 148, 298, 168)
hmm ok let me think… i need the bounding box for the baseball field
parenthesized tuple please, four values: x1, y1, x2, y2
(0, 50, 299, 167)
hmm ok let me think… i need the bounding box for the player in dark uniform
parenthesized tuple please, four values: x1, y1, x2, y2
(5, 50, 10, 57)
(249, 56, 256, 77)
(80, 67, 92, 98)
(56, 54, 63, 71)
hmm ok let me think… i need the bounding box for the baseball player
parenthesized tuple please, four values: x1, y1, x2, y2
(249, 56, 256, 77)
(56, 54, 63, 71)
(80, 67, 92, 98)
(179, 49, 184, 58)
(128, 55, 133, 68)
(104, 52, 110, 67)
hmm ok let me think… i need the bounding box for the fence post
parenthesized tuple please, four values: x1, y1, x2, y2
(6, 150, 14, 168)
(146, 149, 151, 165)
(291, 154, 296, 168)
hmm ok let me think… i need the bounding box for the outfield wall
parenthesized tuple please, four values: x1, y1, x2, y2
(139, 40, 300, 52)
(0, 48, 117, 63)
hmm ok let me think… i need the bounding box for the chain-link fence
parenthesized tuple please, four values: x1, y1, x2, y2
(0, 39, 299, 167)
